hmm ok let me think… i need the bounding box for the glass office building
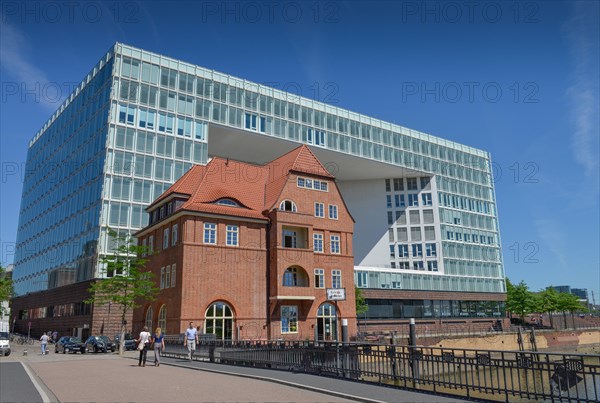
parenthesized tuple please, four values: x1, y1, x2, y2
(12, 43, 505, 333)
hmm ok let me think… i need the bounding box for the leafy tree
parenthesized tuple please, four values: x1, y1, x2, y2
(355, 287, 368, 316)
(557, 292, 584, 329)
(0, 265, 14, 318)
(86, 230, 158, 354)
(505, 278, 537, 322)
(538, 287, 560, 328)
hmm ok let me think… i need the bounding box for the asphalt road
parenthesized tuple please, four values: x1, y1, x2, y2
(0, 362, 43, 403)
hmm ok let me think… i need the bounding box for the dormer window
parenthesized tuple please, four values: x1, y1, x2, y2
(215, 199, 239, 207)
(279, 200, 297, 212)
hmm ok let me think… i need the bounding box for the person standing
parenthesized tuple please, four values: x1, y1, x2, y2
(136, 326, 151, 367)
(40, 332, 49, 355)
(184, 322, 198, 361)
(153, 327, 165, 367)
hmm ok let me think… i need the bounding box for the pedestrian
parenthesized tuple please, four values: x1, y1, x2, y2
(52, 331, 58, 343)
(184, 322, 198, 361)
(153, 327, 165, 367)
(40, 332, 49, 355)
(136, 326, 151, 367)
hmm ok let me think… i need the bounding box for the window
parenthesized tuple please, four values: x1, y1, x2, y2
(145, 307, 153, 330)
(332, 270, 341, 289)
(423, 209, 434, 224)
(426, 243, 437, 257)
(298, 177, 328, 191)
(393, 178, 404, 191)
(410, 210, 420, 224)
(411, 227, 422, 241)
(422, 193, 432, 206)
(395, 194, 405, 208)
(388, 211, 394, 225)
(226, 225, 239, 246)
(427, 261, 438, 271)
(283, 229, 298, 248)
(407, 178, 418, 190)
(160, 267, 165, 289)
(216, 199, 239, 206)
(245, 113, 257, 130)
(408, 194, 419, 207)
(412, 244, 423, 257)
(399, 262, 410, 270)
(314, 269, 324, 288)
(413, 261, 424, 270)
(315, 202, 324, 218)
(204, 223, 216, 244)
(172, 224, 178, 246)
(148, 235, 154, 254)
(420, 177, 430, 189)
(398, 244, 409, 258)
(313, 233, 323, 253)
(424, 226, 436, 241)
(142, 238, 147, 256)
(281, 306, 298, 334)
(389, 245, 395, 258)
(297, 177, 305, 187)
(330, 235, 340, 254)
(279, 200, 297, 212)
(397, 227, 408, 242)
(328, 205, 338, 219)
(283, 267, 308, 286)
(385, 179, 391, 192)
(165, 265, 171, 288)
(163, 228, 169, 249)
(171, 264, 176, 287)
(386, 195, 392, 208)
(205, 302, 234, 341)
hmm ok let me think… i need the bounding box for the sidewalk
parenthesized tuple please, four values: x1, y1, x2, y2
(3, 342, 466, 402)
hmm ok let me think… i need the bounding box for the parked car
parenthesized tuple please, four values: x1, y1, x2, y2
(98, 336, 117, 352)
(84, 336, 111, 353)
(55, 336, 85, 354)
(114, 333, 136, 351)
(0, 331, 11, 356)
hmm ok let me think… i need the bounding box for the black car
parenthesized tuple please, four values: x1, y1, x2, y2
(55, 336, 85, 354)
(98, 336, 116, 352)
(114, 333, 136, 351)
(84, 335, 113, 353)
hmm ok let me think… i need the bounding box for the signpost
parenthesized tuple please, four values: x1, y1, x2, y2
(326, 288, 346, 301)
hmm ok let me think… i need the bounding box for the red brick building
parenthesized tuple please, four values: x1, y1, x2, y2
(133, 145, 357, 340)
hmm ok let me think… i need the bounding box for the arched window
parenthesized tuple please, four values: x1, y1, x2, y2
(215, 199, 240, 207)
(279, 200, 297, 212)
(283, 266, 309, 287)
(157, 305, 167, 331)
(205, 302, 234, 341)
(145, 306, 153, 330)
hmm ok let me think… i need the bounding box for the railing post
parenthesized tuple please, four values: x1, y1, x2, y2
(409, 318, 420, 384)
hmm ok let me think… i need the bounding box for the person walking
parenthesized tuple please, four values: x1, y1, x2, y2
(136, 326, 151, 367)
(40, 332, 49, 355)
(184, 322, 198, 361)
(153, 327, 165, 367)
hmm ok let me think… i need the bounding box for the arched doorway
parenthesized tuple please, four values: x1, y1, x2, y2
(316, 303, 338, 341)
(145, 306, 153, 330)
(204, 302, 234, 340)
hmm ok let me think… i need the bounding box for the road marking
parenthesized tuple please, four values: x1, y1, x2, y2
(20, 362, 54, 403)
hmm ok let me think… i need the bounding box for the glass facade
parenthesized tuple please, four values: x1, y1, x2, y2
(13, 42, 504, 297)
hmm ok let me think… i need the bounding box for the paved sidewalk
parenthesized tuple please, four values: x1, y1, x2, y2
(155, 355, 466, 402)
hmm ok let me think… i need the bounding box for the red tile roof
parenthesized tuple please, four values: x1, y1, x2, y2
(147, 145, 334, 220)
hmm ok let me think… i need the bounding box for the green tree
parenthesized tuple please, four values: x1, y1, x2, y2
(557, 292, 584, 329)
(538, 287, 560, 328)
(355, 287, 368, 316)
(0, 265, 14, 318)
(505, 278, 536, 323)
(86, 230, 158, 354)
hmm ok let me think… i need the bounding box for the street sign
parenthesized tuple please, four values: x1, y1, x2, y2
(326, 288, 346, 301)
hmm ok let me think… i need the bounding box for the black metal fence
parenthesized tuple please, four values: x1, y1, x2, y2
(162, 338, 600, 402)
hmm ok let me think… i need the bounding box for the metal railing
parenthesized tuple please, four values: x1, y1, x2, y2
(163, 339, 600, 402)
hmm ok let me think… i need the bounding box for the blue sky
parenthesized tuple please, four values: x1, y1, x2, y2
(1, 1, 598, 298)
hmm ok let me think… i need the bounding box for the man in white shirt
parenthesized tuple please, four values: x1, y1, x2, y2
(184, 322, 198, 360)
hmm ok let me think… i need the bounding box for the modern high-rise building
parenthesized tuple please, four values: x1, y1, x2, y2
(12, 43, 506, 338)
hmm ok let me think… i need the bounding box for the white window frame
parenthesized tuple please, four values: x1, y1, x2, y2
(314, 269, 325, 288)
(165, 264, 171, 288)
(148, 235, 154, 254)
(170, 264, 176, 287)
(163, 228, 169, 250)
(226, 225, 239, 246)
(328, 205, 338, 220)
(315, 202, 324, 218)
(330, 235, 341, 254)
(332, 269, 342, 289)
(160, 267, 165, 289)
(172, 223, 178, 246)
(313, 233, 323, 253)
(204, 223, 217, 244)
(280, 306, 298, 334)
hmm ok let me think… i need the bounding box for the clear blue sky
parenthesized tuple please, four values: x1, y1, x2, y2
(1, 1, 598, 299)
